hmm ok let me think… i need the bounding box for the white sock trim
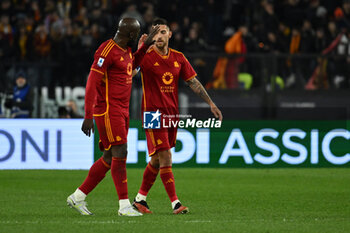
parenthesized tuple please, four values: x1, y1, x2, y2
(171, 199, 180, 209)
(119, 199, 131, 210)
(73, 188, 87, 202)
(135, 193, 147, 202)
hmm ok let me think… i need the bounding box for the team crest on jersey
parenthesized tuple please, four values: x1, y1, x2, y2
(162, 72, 174, 85)
(97, 57, 105, 67)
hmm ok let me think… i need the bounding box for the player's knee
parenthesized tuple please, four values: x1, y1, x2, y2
(158, 150, 172, 166)
(112, 144, 127, 158)
(150, 156, 160, 168)
(102, 150, 112, 165)
(102, 154, 112, 165)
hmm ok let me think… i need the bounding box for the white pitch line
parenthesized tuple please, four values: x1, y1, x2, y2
(184, 220, 212, 223)
(0, 218, 341, 225)
(75, 220, 137, 224)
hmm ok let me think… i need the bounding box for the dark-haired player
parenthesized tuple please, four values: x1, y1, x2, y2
(133, 18, 222, 214)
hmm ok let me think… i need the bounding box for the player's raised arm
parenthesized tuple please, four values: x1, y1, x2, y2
(186, 77, 223, 121)
(133, 25, 160, 68)
(138, 34, 148, 49)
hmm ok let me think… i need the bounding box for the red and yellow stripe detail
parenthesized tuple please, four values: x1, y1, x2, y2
(105, 144, 112, 151)
(141, 72, 147, 111)
(113, 40, 127, 52)
(93, 72, 109, 116)
(101, 40, 115, 57)
(160, 167, 172, 174)
(101, 157, 111, 168)
(105, 113, 114, 143)
(141, 72, 157, 148)
(154, 47, 171, 59)
(102, 71, 114, 143)
(147, 163, 159, 174)
(90, 68, 104, 75)
(184, 74, 197, 82)
(147, 129, 156, 147)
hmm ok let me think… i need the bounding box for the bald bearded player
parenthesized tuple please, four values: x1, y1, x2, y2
(67, 18, 159, 217)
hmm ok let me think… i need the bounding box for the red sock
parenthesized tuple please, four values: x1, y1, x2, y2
(160, 166, 178, 202)
(79, 157, 110, 195)
(138, 163, 159, 196)
(111, 157, 128, 200)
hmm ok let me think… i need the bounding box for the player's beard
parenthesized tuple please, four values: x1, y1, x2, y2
(155, 40, 166, 50)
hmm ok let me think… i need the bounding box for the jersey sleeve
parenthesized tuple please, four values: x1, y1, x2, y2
(90, 45, 113, 75)
(180, 53, 197, 81)
(84, 45, 113, 119)
(84, 69, 102, 119)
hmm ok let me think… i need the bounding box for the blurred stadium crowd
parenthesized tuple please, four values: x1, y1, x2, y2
(1, 0, 350, 118)
(1, 0, 350, 84)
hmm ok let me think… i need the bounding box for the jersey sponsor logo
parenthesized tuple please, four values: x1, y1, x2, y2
(120, 57, 124, 61)
(154, 62, 160, 66)
(143, 110, 161, 129)
(97, 57, 105, 67)
(162, 72, 174, 85)
(161, 86, 175, 93)
(157, 139, 163, 145)
(127, 63, 132, 76)
(174, 61, 179, 67)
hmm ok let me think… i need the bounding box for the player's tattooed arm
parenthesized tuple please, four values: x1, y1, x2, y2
(186, 77, 223, 120)
(187, 77, 212, 104)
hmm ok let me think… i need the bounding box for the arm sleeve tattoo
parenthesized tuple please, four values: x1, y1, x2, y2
(186, 77, 213, 106)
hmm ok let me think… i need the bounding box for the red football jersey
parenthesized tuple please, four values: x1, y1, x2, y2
(85, 39, 148, 118)
(140, 48, 197, 115)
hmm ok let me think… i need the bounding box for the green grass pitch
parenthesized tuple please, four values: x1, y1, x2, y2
(0, 168, 349, 233)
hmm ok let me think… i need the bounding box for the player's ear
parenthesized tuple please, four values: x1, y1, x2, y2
(169, 30, 172, 39)
(130, 30, 139, 41)
(129, 31, 135, 40)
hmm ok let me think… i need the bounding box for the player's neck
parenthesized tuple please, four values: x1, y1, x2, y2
(155, 46, 169, 56)
(113, 36, 128, 50)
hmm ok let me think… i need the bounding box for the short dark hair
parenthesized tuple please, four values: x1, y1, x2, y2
(152, 18, 169, 28)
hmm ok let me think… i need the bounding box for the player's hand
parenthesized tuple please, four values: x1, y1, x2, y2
(138, 34, 148, 49)
(132, 69, 139, 77)
(81, 118, 94, 137)
(144, 25, 160, 46)
(210, 104, 223, 121)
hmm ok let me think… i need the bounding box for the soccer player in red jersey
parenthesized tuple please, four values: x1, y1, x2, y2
(132, 18, 223, 214)
(67, 18, 159, 216)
